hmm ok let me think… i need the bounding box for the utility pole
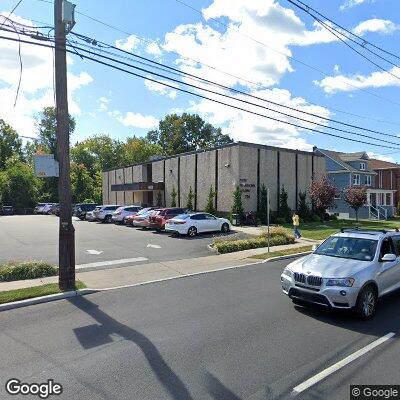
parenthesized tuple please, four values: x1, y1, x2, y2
(54, 0, 75, 291)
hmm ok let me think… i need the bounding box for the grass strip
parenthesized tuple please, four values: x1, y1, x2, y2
(250, 245, 313, 260)
(0, 281, 86, 305)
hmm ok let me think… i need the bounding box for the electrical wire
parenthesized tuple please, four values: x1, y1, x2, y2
(0, 0, 23, 28)
(1, 32, 400, 151)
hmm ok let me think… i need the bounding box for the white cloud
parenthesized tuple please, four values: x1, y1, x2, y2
(115, 34, 141, 52)
(98, 96, 109, 111)
(333, 64, 340, 74)
(144, 78, 178, 99)
(367, 152, 395, 163)
(0, 13, 92, 134)
(353, 19, 399, 35)
(146, 41, 163, 56)
(116, 112, 158, 129)
(340, 0, 374, 12)
(187, 87, 331, 150)
(315, 67, 400, 94)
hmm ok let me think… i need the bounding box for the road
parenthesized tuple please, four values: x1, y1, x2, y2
(1, 258, 399, 399)
(0, 215, 227, 269)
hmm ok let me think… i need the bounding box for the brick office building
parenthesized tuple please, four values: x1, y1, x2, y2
(102, 141, 325, 214)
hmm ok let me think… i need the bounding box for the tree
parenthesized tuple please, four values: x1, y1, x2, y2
(36, 106, 75, 156)
(309, 175, 337, 218)
(344, 186, 367, 222)
(297, 191, 311, 222)
(277, 186, 292, 222)
(146, 113, 232, 156)
(171, 186, 177, 207)
(121, 136, 163, 166)
(0, 119, 22, 169)
(155, 191, 163, 207)
(258, 184, 269, 224)
(0, 157, 38, 212)
(205, 186, 216, 214)
(186, 186, 194, 210)
(231, 185, 244, 218)
(397, 200, 400, 217)
(70, 163, 95, 204)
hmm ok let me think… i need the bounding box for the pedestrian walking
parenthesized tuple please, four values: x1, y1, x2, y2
(292, 213, 301, 239)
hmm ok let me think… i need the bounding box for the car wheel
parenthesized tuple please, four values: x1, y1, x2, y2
(221, 222, 230, 233)
(355, 285, 377, 320)
(187, 226, 197, 237)
(105, 215, 112, 223)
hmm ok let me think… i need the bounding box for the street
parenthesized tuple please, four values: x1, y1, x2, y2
(1, 258, 399, 400)
(0, 215, 225, 270)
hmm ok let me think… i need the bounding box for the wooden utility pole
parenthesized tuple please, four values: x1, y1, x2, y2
(54, 0, 75, 291)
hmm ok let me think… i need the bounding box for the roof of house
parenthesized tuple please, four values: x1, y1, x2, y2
(315, 148, 376, 174)
(368, 159, 400, 170)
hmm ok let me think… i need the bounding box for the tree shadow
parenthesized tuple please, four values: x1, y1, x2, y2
(68, 296, 193, 400)
(204, 371, 243, 400)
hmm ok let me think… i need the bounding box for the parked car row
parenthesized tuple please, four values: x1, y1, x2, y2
(76, 203, 232, 237)
(34, 203, 59, 215)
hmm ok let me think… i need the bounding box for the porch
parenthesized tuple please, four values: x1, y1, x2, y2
(366, 189, 396, 220)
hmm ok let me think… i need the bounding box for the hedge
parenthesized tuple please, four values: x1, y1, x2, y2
(0, 261, 58, 282)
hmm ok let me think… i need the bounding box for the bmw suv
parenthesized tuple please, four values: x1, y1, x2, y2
(281, 229, 400, 320)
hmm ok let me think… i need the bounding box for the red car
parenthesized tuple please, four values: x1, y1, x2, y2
(148, 208, 185, 231)
(124, 207, 155, 226)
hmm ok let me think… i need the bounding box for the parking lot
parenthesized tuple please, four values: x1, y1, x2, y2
(0, 215, 234, 270)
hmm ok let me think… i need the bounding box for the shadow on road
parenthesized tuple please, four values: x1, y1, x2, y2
(293, 289, 400, 337)
(68, 296, 194, 400)
(204, 371, 242, 400)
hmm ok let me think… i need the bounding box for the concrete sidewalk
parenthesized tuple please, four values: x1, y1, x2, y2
(0, 239, 315, 291)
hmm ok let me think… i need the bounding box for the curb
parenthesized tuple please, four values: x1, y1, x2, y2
(207, 244, 219, 254)
(262, 251, 312, 263)
(0, 288, 99, 312)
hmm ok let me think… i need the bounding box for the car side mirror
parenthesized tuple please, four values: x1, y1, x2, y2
(381, 253, 396, 262)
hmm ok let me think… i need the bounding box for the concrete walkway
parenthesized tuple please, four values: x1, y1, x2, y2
(0, 239, 316, 291)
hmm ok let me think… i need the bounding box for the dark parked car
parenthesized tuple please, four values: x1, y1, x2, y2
(75, 203, 99, 220)
(148, 208, 185, 231)
(2, 206, 13, 216)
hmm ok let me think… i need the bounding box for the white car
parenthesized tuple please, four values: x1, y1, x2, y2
(165, 212, 231, 237)
(111, 205, 142, 224)
(94, 205, 120, 223)
(86, 207, 101, 222)
(41, 203, 55, 215)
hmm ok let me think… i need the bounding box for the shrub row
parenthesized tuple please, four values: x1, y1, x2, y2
(213, 234, 295, 254)
(0, 261, 58, 282)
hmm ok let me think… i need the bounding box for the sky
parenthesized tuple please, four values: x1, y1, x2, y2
(1, 0, 400, 162)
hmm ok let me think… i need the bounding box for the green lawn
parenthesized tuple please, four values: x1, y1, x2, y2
(250, 245, 313, 260)
(283, 219, 400, 240)
(0, 281, 86, 305)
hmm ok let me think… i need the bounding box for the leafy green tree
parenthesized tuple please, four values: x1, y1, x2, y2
(297, 191, 311, 222)
(70, 163, 95, 204)
(186, 186, 194, 210)
(231, 185, 244, 218)
(147, 113, 232, 156)
(258, 183, 269, 224)
(0, 119, 22, 169)
(205, 186, 216, 214)
(171, 186, 177, 207)
(0, 157, 38, 212)
(156, 191, 163, 207)
(121, 136, 163, 165)
(36, 106, 75, 156)
(277, 186, 292, 222)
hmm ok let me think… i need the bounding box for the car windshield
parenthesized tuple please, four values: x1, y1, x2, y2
(174, 214, 190, 220)
(314, 236, 378, 261)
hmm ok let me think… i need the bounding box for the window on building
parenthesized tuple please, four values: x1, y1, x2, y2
(353, 174, 360, 185)
(365, 175, 372, 186)
(360, 162, 366, 171)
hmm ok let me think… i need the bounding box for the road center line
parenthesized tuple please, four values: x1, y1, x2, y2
(76, 257, 148, 270)
(292, 332, 395, 395)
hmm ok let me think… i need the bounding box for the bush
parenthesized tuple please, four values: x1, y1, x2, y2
(276, 217, 286, 225)
(329, 214, 338, 221)
(0, 261, 58, 282)
(259, 226, 294, 241)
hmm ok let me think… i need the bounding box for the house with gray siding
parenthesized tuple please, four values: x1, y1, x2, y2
(315, 148, 395, 219)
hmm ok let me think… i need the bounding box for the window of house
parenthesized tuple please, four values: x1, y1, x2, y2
(365, 175, 372, 186)
(360, 162, 366, 170)
(353, 174, 360, 185)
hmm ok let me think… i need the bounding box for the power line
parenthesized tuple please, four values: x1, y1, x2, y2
(2, 32, 400, 151)
(0, 0, 23, 28)
(68, 31, 400, 141)
(286, 0, 400, 82)
(32, 0, 400, 124)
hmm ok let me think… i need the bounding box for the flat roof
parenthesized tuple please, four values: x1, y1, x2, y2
(104, 141, 322, 172)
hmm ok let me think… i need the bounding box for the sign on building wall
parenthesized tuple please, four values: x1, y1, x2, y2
(33, 154, 59, 178)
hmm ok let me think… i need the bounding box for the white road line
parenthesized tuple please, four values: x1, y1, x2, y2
(147, 244, 161, 249)
(86, 249, 103, 255)
(292, 332, 395, 395)
(76, 257, 148, 270)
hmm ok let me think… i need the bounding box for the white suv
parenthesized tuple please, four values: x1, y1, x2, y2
(281, 229, 400, 319)
(111, 206, 142, 224)
(94, 205, 120, 223)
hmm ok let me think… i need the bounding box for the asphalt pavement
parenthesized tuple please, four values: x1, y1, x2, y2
(1, 258, 399, 399)
(0, 215, 230, 268)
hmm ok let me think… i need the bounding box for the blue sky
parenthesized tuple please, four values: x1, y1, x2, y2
(1, 0, 400, 161)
